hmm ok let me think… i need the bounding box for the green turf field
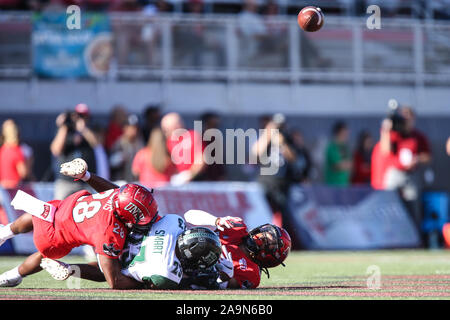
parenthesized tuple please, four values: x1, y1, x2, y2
(1, 250, 450, 300)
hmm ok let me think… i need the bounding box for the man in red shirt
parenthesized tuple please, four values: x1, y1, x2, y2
(161, 112, 205, 185)
(0, 159, 159, 289)
(372, 106, 432, 227)
(184, 210, 291, 289)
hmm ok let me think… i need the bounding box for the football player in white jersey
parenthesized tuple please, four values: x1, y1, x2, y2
(118, 214, 223, 289)
(37, 214, 223, 289)
(119, 214, 187, 288)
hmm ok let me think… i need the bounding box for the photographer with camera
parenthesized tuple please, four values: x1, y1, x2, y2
(50, 103, 98, 199)
(372, 100, 432, 228)
(251, 113, 298, 244)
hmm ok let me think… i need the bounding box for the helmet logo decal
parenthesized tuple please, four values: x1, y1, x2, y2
(124, 202, 144, 222)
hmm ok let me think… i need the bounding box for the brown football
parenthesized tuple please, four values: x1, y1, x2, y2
(297, 6, 324, 32)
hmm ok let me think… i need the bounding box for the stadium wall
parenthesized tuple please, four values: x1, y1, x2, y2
(1, 80, 450, 115)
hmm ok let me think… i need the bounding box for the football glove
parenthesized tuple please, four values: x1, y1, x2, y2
(215, 248, 234, 280)
(215, 216, 243, 231)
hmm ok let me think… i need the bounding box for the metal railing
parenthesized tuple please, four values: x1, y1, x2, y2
(0, 12, 450, 85)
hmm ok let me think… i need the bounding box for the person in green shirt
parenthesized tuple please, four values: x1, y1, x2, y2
(324, 121, 352, 186)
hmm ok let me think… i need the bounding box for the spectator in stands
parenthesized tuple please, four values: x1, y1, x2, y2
(376, 106, 432, 228)
(0, 119, 28, 189)
(109, 114, 144, 182)
(238, 0, 266, 37)
(50, 103, 98, 199)
(104, 105, 127, 152)
(288, 129, 312, 183)
(142, 0, 171, 14)
(41, 0, 66, 13)
(174, 0, 225, 67)
(141, 104, 161, 144)
(161, 112, 205, 185)
(141, 0, 170, 65)
(351, 130, 373, 185)
(0, 0, 22, 10)
(132, 127, 177, 188)
(324, 121, 352, 186)
(184, 0, 206, 67)
(111, 0, 144, 65)
(195, 111, 226, 181)
(262, 1, 288, 67)
(237, 0, 267, 64)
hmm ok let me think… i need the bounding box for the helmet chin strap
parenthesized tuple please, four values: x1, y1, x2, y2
(261, 267, 270, 279)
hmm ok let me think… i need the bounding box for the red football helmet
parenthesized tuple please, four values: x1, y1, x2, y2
(245, 224, 291, 269)
(113, 183, 158, 227)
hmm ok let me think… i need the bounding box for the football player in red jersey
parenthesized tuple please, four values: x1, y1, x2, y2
(184, 210, 291, 289)
(0, 159, 159, 289)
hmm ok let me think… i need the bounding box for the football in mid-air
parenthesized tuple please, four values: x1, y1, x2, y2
(297, 6, 324, 32)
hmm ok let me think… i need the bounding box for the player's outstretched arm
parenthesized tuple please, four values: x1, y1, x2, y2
(84, 173, 119, 193)
(98, 255, 144, 290)
(60, 158, 119, 192)
(184, 210, 243, 231)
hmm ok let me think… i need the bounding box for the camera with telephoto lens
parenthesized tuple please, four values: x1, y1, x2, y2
(387, 99, 406, 135)
(63, 111, 77, 131)
(271, 113, 293, 145)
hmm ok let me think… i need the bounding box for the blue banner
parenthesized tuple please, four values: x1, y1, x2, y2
(287, 185, 422, 250)
(32, 12, 112, 78)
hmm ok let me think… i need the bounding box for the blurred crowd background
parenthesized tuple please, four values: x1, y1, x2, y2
(0, 101, 441, 237)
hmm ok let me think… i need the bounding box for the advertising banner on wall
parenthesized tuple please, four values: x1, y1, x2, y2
(32, 12, 113, 78)
(287, 185, 422, 250)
